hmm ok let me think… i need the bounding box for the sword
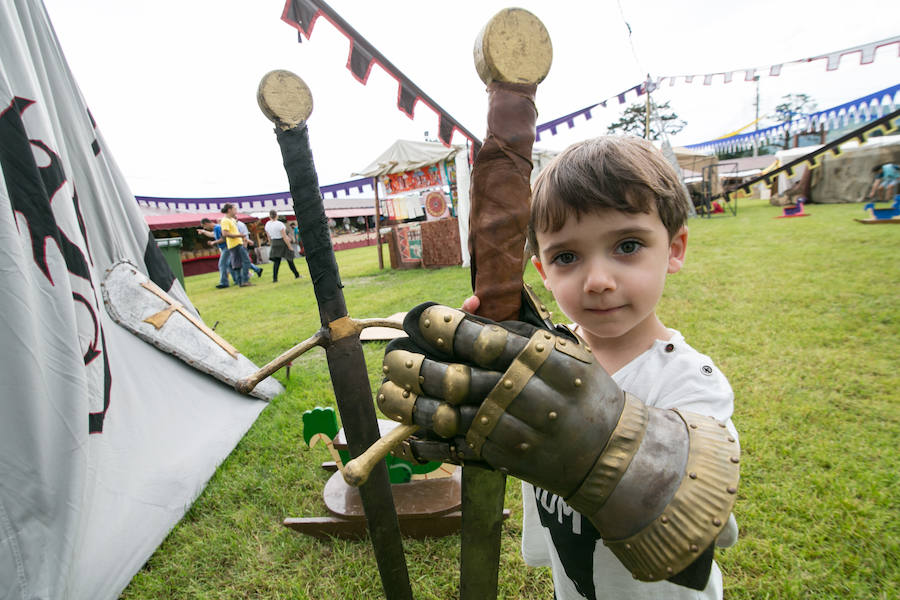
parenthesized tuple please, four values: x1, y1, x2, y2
(461, 10, 551, 598)
(340, 9, 552, 598)
(254, 69, 412, 600)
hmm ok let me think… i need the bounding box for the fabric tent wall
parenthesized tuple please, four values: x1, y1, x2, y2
(455, 148, 472, 266)
(776, 135, 900, 204)
(0, 2, 267, 598)
(672, 146, 718, 173)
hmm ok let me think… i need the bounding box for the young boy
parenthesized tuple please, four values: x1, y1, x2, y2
(374, 136, 738, 599)
(520, 136, 739, 599)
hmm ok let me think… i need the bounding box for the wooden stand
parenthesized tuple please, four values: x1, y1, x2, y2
(284, 422, 509, 539)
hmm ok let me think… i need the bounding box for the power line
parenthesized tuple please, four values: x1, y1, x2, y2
(616, 0, 645, 77)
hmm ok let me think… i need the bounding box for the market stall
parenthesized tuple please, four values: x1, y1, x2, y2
(144, 211, 259, 276)
(355, 140, 467, 269)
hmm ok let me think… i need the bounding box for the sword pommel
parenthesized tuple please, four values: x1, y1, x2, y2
(257, 69, 314, 130)
(473, 8, 552, 86)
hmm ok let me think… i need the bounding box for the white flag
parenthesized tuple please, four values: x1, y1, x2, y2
(0, 1, 270, 598)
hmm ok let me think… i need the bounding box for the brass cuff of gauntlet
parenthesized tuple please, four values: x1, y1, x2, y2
(565, 393, 648, 519)
(602, 410, 741, 582)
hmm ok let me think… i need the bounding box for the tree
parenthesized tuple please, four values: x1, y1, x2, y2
(606, 100, 686, 140)
(773, 93, 817, 149)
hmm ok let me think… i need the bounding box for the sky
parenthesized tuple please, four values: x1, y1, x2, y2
(42, 0, 899, 199)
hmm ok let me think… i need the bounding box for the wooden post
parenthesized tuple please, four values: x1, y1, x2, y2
(373, 177, 384, 269)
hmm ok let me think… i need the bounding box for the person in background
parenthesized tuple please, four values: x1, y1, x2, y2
(236, 219, 263, 278)
(220, 203, 251, 287)
(292, 221, 304, 256)
(865, 163, 899, 202)
(197, 217, 234, 289)
(264, 210, 301, 282)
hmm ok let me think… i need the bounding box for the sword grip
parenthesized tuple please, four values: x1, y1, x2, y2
(342, 424, 420, 487)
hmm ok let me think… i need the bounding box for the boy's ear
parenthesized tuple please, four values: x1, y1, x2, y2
(667, 226, 688, 274)
(531, 256, 551, 291)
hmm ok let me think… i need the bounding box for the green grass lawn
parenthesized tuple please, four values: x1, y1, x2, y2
(122, 198, 899, 599)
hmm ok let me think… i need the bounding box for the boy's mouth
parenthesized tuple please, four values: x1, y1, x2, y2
(585, 305, 624, 315)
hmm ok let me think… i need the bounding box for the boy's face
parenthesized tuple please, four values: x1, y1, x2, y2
(531, 206, 687, 349)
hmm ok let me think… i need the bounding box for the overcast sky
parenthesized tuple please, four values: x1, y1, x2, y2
(42, 0, 899, 198)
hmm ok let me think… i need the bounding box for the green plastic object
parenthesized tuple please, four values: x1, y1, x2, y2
(155, 237, 185, 288)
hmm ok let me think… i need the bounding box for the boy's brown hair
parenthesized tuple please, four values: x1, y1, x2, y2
(527, 136, 690, 255)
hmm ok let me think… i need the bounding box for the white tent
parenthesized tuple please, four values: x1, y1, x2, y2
(672, 146, 718, 173)
(0, 1, 277, 598)
(354, 139, 464, 177)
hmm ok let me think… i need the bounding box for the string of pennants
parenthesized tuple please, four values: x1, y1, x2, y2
(135, 176, 376, 213)
(537, 35, 900, 142)
(280, 0, 898, 151)
(281, 0, 482, 153)
(685, 83, 900, 154)
(716, 107, 900, 203)
(137, 96, 898, 213)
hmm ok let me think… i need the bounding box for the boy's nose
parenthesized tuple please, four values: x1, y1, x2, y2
(583, 262, 616, 293)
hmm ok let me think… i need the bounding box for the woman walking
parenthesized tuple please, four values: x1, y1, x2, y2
(264, 210, 301, 282)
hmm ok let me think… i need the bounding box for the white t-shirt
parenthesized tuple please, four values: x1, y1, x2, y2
(265, 219, 285, 241)
(521, 329, 739, 600)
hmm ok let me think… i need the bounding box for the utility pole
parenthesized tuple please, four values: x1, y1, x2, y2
(644, 74, 651, 139)
(753, 76, 760, 156)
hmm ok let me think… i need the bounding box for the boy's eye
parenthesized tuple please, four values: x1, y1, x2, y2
(551, 251, 577, 265)
(616, 240, 642, 255)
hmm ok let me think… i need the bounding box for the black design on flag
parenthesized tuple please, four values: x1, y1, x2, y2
(0, 96, 112, 433)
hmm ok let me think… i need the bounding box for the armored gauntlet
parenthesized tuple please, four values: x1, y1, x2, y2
(377, 302, 740, 583)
